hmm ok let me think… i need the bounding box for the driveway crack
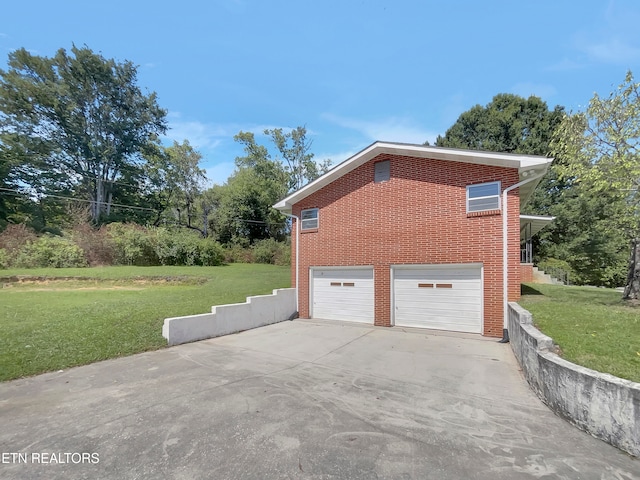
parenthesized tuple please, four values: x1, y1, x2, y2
(309, 328, 375, 363)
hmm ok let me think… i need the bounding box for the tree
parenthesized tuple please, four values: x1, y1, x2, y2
(212, 168, 287, 244)
(0, 142, 19, 229)
(434, 94, 566, 219)
(435, 94, 567, 243)
(433, 94, 627, 286)
(0, 45, 167, 223)
(265, 126, 331, 191)
(235, 126, 331, 193)
(209, 132, 289, 244)
(207, 127, 330, 245)
(163, 141, 207, 233)
(143, 140, 208, 231)
(234, 131, 286, 184)
(435, 94, 565, 155)
(552, 71, 640, 299)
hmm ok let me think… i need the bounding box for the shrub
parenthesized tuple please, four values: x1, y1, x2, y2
(252, 239, 290, 266)
(70, 223, 115, 266)
(0, 224, 38, 257)
(0, 248, 8, 269)
(153, 228, 225, 266)
(177, 232, 201, 266)
(153, 228, 180, 266)
(197, 239, 225, 266)
(13, 235, 87, 268)
(223, 244, 254, 264)
(107, 223, 158, 266)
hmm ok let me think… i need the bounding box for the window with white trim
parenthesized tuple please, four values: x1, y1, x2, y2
(467, 181, 501, 212)
(300, 208, 319, 230)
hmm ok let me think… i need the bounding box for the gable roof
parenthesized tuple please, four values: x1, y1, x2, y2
(273, 141, 553, 214)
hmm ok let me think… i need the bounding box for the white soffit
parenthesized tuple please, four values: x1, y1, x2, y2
(520, 214, 556, 240)
(273, 141, 553, 213)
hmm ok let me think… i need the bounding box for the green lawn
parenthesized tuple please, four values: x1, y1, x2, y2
(0, 264, 290, 381)
(519, 283, 640, 383)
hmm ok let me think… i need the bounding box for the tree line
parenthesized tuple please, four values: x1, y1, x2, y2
(434, 82, 640, 299)
(0, 46, 328, 245)
(0, 46, 638, 299)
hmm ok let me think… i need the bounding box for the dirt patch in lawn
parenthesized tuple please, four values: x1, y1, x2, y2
(0, 275, 208, 291)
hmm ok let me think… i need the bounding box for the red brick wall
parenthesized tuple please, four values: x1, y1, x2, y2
(521, 263, 534, 283)
(291, 153, 521, 337)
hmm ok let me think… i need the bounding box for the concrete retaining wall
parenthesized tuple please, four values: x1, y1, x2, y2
(508, 302, 640, 457)
(163, 288, 297, 346)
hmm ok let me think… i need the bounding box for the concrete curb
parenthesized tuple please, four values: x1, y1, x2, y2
(508, 302, 640, 457)
(162, 288, 297, 346)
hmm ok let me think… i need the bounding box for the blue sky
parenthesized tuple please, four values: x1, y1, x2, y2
(2, 0, 640, 186)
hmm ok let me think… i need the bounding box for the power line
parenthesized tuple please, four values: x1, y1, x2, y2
(0, 187, 157, 213)
(0, 188, 291, 224)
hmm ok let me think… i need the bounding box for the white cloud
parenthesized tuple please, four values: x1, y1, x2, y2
(580, 37, 640, 64)
(164, 117, 231, 150)
(510, 83, 558, 101)
(545, 57, 587, 72)
(568, 4, 640, 65)
(322, 113, 437, 145)
(165, 116, 302, 150)
(312, 149, 357, 169)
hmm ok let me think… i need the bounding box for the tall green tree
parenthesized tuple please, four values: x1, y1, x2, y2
(209, 127, 330, 245)
(435, 94, 565, 155)
(434, 93, 565, 217)
(265, 126, 331, 191)
(235, 126, 331, 193)
(552, 71, 640, 299)
(433, 94, 628, 286)
(210, 131, 288, 244)
(163, 140, 206, 233)
(0, 45, 167, 223)
(143, 140, 207, 231)
(212, 168, 287, 244)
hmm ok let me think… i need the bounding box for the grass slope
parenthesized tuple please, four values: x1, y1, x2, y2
(0, 264, 290, 381)
(519, 284, 640, 383)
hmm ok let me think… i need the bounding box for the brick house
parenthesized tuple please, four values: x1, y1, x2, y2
(274, 142, 553, 338)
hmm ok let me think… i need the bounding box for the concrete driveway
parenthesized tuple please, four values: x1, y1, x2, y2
(0, 319, 637, 479)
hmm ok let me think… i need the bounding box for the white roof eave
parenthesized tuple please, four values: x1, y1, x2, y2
(273, 141, 553, 213)
(520, 214, 556, 239)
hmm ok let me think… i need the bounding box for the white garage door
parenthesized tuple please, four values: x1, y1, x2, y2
(311, 267, 374, 323)
(393, 264, 482, 333)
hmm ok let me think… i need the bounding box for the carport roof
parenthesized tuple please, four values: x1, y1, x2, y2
(273, 141, 553, 213)
(520, 214, 555, 241)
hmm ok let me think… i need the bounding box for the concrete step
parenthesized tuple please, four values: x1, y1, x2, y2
(532, 266, 565, 285)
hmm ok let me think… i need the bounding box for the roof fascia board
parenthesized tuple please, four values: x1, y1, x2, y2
(520, 214, 556, 222)
(273, 141, 553, 212)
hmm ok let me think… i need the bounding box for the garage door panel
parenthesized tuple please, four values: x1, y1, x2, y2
(395, 288, 481, 299)
(393, 265, 482, 333)
(312, 268, 374, 323)
(397, 303, 481, 315)
(398, 317, 480, 331)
